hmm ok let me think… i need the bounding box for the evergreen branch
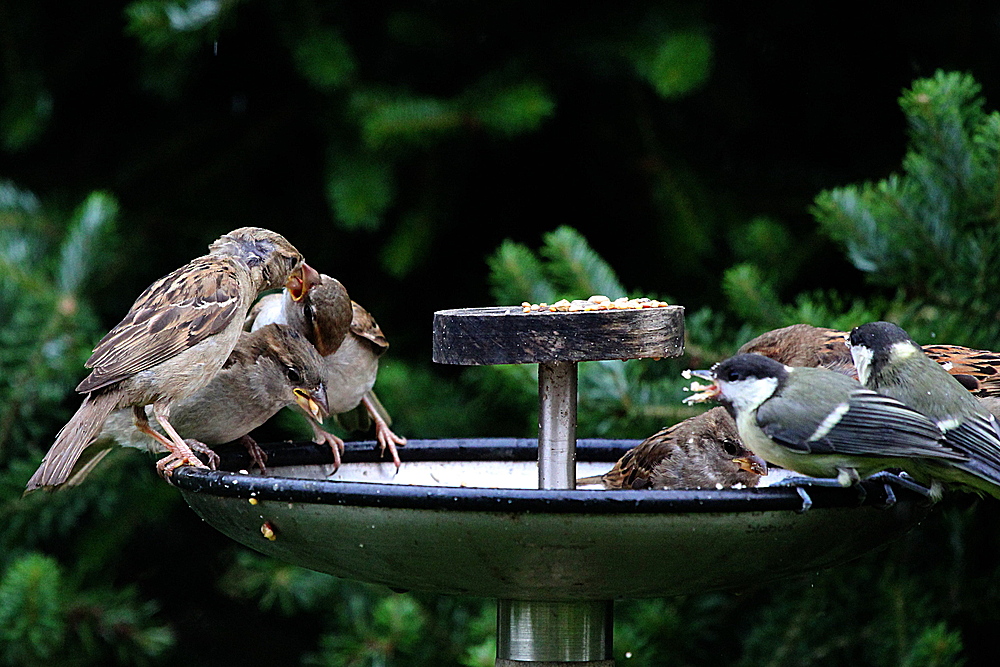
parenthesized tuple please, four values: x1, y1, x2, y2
(540, 226, 627, 298)
(486, 239, 555, 304)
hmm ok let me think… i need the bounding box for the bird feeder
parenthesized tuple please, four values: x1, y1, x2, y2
(173, 305, 932, 666)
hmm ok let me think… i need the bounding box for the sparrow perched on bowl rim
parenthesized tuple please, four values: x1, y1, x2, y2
(65, 323, 330, 485)
(26, 227, 320, 492)
(250, 275, 406, 469)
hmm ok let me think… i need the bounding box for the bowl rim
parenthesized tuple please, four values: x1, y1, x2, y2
(171, 438, 925, 515)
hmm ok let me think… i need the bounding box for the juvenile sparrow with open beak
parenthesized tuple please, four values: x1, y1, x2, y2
(26, 227, 320, 492)
(849, 321, 1000, 499)
(250, 275, 406, 469)
(579, 407, 766, 490)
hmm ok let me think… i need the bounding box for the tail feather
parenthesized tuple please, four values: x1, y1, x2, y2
(575, 475, 606, 486)
(25, 392, 119, 492)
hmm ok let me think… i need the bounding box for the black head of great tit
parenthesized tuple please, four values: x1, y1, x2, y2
(683, 353, 966, 489)
(848, 321, 1000, 499)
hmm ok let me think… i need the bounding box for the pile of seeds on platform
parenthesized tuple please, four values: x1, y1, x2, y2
(520, 295, 669, 313)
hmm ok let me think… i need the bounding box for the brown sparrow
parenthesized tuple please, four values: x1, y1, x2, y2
(579, 407, 767, 490)
(738, 324, 853, 374)
(66, 323, 330, 485)
(26, 227, 320, 491)
(250, 276, 406, 469)
(740, 323, 1000, 395)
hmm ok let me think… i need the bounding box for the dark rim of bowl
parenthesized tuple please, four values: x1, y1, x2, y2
(170, 438, 930, 514)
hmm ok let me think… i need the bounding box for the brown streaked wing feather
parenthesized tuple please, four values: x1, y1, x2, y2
(922, 344, 1000, 397)
(349, 301, 389, 351)
(603, 423, 684, 490)
(76, 259, 242, 393)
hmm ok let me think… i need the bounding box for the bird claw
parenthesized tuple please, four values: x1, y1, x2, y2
(184, 439, 221, 470)
(155, 451, 209, 479)
(794, 486, 813, 513)
(313, 430, 345, 472)
(772, 475, 859, 512)
(866, 471, 935, 505)
(375, 423, 406, 470)
(239, 435, 268, 473)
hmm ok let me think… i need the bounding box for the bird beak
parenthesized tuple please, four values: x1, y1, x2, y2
(733, 455, 768, 476)
(681, 369, 720, 405)
(286, 262, 321, 302)
(294, 387, 329, 423)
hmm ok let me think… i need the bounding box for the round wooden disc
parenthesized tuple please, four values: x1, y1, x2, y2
(432, 305, 685, 365)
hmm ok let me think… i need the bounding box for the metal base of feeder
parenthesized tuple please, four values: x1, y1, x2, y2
(497, 599, 613, 665)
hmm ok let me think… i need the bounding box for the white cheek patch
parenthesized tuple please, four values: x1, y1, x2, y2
(851, 345, 873, 385)
(808, 402, 850, 442)
(719, 376, 779, 413)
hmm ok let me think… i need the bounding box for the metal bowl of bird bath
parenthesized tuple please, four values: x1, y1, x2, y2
(172, 305, 933, 666)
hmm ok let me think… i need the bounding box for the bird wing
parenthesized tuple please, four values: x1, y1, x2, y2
(606, 425, 682, 489)
(757, 389, 965, 461)
(349, 301, 389, 352)
(76, 257, 243, 393)
(938, 413, 1000, 469)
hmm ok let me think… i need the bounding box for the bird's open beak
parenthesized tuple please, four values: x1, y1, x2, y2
(681, 369, 720, 405)
(733, 454, 768, 476)
(294, 386, 329, 423)
(286, 262, 321, 302)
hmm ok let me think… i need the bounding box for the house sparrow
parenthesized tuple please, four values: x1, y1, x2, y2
(26, 227, 320, 492)
(65, 323, 330, 484)
(848, 321, 1000, 499)
(685, 354, 966, 495)
(250, 276, 406, 469)
(740, 323, 1000, 395)
(738, 323, 853, 374)
(578, 407, 767, 490)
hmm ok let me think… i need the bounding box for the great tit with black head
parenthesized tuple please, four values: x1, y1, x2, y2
(685, 354, 966, 499)
(848, 321, 1000, 499)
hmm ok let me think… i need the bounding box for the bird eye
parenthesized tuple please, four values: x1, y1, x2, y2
(721, 440, 740, 456)
(726, 371, 741, 382)
(285, 366, 302, 384)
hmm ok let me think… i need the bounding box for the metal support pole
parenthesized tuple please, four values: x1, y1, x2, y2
(495, 362, 615, 666)
(495, 600, 615, 666)
(538, 361, 578, 490)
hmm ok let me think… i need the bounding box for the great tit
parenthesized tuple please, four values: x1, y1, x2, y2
(848, 321, 1000, 499)
(684, 353, 966, 492)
